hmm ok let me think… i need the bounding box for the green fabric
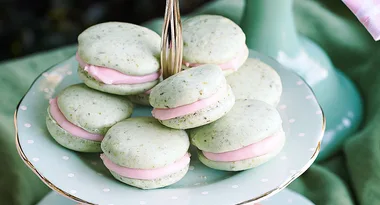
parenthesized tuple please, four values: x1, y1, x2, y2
(0, 46, 77, 205)
(0, 0, 379, 204)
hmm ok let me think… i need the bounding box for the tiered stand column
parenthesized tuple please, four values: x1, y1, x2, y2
(241, 0, 363, 161)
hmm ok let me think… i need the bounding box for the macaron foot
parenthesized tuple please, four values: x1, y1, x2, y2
(46, 114, 102, 152)
(109, 165, 189, 189)
(197, 138, 284, 171)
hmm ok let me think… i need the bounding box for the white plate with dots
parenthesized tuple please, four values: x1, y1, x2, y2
(17, 50, 324, 205)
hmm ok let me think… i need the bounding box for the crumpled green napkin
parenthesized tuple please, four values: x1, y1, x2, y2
(0, 0, 379, 204)
(0, 46, 76, 205)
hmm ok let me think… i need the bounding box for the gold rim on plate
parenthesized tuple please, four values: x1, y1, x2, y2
(14, 111, 95, 205)
(15, 108, 324, 205)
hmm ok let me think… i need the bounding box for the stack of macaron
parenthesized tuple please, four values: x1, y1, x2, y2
(46, 21, 193, 189)
(45, 15, 286, 190)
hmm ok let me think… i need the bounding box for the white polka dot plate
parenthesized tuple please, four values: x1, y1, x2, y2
(36, 188, 315, 205)
(15, 50, 325, 205)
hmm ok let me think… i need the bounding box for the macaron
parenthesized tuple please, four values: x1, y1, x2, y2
(127, 76, 162, 106)
(46, 84, 133, 152)
(182, 15, 248, 75)
(100, 117, 190, 189)
(189, 100, 285, 171)
(127, 90, 151, 106)
(227, 58, 282, 106)
(76, 22, 161, 95)
(149, 64, 235, 129)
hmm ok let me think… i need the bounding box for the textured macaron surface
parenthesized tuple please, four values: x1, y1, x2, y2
(190, 99, 283, 153)
(227, 58, 282, 105)
(101, 117, 189, 169)
(77, 22, 161, 76)
(149, 64, 226, 108)
(56, 84, 133, 135)
(183, 15, 246, 64)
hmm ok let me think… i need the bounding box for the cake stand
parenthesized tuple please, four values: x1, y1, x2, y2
(15, 49, 324, 205)
(16, 1, 324, 204)
(240, 0, 363, 161)
(36, 188, 315, 205)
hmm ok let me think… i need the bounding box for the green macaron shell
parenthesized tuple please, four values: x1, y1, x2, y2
(160, 85, 235, 129)
(109, 165, 189, 189)
(77, 22, 161, 76)
(182, 15, 246, 64)
(227, 58, 282, 106)
(46, 111, 101, 152)
(149, 64, 225, 108)
(101, 117, 189, 169)
(128, 93, 151, 106)
(78, 67, 158, 95)
(197, 134, 285, 171)
(56, 84, 134, 135)
(190, 99, 282, 153)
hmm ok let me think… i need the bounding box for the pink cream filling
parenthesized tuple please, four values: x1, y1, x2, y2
(152, 86, 226, 120)
(100, 153, 191, 180)
(183, 46, 248, 71)
(49, 98, 104, 141)
(76, 52, 160, 85)
(202, 131, 284, 162)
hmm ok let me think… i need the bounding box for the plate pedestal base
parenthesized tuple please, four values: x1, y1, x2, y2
(37, 189, 315, 205)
